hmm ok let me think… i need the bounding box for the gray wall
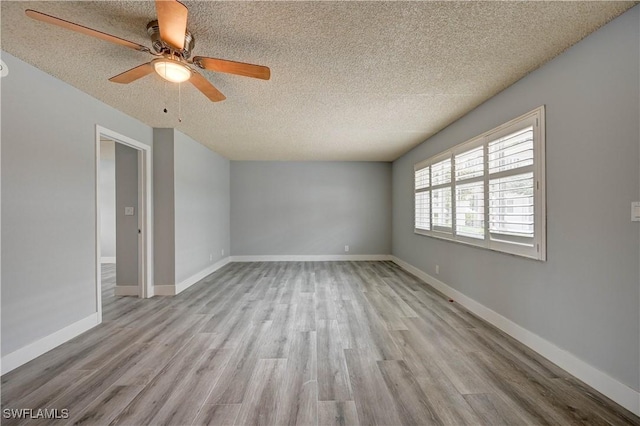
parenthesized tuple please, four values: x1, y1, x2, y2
(231, 162, 391, 256)
(152, 129, 231, 285)
(174, 130, 230, 283)
(115, 143, 139, 287)
(100, 140, 116, 259)
(1, 52, 153, 357)
(392, 6, 640, 391)
(153, 129, 176, 286)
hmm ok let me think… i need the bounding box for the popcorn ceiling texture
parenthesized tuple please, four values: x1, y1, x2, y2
(1, 1, 634, 161)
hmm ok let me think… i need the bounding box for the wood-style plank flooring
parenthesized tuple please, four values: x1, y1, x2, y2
(2, 261, 639, 425)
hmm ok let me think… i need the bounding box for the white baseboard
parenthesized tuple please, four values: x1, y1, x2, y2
(114, 285, 139, 296)
(100, 257, 116, 264)
(154, 257, 232, 296)
(229, 254, 392, 262)
(153, 285, 175, 296)
(390, 256, 640, 417)
(1, 313, 100, 375)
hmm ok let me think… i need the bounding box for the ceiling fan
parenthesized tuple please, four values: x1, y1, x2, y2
(25, 0, 271, 102)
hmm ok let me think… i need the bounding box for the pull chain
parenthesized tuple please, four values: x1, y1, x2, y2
(163, 80, 168, 114)
(178, 82, 182, 123)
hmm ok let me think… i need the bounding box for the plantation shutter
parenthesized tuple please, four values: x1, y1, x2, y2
(487, 126, 535, 246)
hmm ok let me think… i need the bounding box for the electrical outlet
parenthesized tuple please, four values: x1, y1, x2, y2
(435, 265, 440, 275)
(345, 245, 349, 252)
(221, 249, 225, 256)
(632, 201, 640, 222)
(209, 253, 213, 262)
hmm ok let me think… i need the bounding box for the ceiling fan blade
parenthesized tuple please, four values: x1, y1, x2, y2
(25, 9, 149, 52)
(109, 63, 154, 84)
(189, 72, 226, 102)
(193, 56, 271, 80)
(155, 0, 188, 51)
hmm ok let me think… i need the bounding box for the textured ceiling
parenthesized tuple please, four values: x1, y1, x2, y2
(1, 1, 635, 161)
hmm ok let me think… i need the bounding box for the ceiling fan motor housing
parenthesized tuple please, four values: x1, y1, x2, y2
(146, 20, 194, 58)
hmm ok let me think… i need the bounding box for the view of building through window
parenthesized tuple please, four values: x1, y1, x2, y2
(414, 107, 545, 260)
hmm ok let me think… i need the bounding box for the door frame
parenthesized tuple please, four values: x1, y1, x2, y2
(95, 125, 154, 321)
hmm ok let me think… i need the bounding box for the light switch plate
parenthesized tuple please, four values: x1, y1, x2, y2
(125, 207, 135, 216)
(632, 202, 640, 222)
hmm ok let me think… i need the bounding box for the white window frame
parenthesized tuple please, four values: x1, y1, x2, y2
(414, 106, 546, 261)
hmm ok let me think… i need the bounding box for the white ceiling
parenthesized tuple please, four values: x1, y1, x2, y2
(1, 1, 635, 161)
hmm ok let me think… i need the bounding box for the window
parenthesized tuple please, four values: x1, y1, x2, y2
(431, 157, 452, 231)
(414, 106, 546, 260)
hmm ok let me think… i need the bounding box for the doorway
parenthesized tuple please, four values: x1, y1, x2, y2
(95, 125, 153, 322)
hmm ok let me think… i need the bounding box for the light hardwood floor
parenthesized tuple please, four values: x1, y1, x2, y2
(2, 261, 639, 425)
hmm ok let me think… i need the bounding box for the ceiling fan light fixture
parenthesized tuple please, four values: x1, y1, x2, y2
(153, 59, 191, 83)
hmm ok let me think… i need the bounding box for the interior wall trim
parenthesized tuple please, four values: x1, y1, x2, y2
(390, 255, 640, 416)
(1, 313, 99, 375)
(100, 257, 116, 264)
(95, 124, 154, 315)
(229, 254, 392, 262)
(154, 257, 232, 296)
